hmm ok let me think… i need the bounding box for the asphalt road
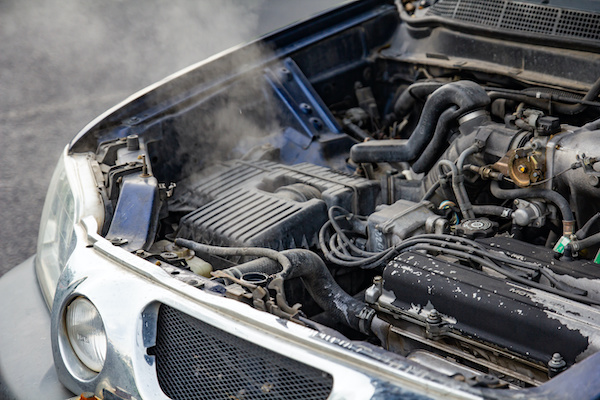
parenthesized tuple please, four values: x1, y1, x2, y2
(0, 0, 343, 276)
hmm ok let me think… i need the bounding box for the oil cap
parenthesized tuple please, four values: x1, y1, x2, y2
(456, 218, 498, 239)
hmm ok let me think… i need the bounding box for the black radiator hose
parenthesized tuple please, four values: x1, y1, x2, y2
(176, 238, 375, 335)
(350, 81, 490, 163)
(411, 106, 458, 173)
(230, 249, 374, 334)
(393, 81, 444, 118)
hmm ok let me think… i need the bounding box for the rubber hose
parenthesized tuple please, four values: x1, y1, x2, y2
(219, 248, 373, 334)
(472, 205, 513, 218)
(393, 81, 444, 118)
(573, 231, 600, 251)
(411, 106, 459, 173)
(489, 181, 575, 235)
(350, 81, 490, 163)
(488, 76, 600, 116)
(576, 212, 600, 239)
(175, 238, 293, 277)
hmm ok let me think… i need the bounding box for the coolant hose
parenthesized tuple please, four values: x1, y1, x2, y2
(285, 250, 374, 334)
(350, 81, 490, 163)
(232, 250, 375, 334)
(411, 106, 458, 173)
(175, 238, 293, 277)
(176, 239, 375, 334)
(489, 181, 575, 235)
(392, 81, 444, 118)
(572, 231, 600, 251)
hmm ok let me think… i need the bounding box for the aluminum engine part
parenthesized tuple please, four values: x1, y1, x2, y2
(366, 200, 437, 252)
(547, 127, 600, 222)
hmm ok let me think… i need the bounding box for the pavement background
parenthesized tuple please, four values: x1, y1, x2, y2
(0, 0, 343, 276)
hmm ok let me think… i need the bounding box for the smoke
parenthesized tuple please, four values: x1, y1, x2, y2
(0, 0, 258, 274)
(2, 0, 268, 114)
(0, 0, 342, 274)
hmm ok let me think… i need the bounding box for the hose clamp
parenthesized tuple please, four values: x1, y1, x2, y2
(458, 109, 488, 125)
(357, 307, 377, 335)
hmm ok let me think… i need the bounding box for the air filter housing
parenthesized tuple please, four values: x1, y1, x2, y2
(176, 161, 380, 250)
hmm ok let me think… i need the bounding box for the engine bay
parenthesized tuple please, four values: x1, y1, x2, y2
(78, 3, 600, 390)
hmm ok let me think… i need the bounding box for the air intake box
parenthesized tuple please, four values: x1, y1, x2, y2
(176, 161, 380, 250)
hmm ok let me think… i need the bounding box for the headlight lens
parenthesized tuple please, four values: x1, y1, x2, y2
(36, 154, 78, 306)
(36, 150, 104, 308)
(65, 297, 107, 373)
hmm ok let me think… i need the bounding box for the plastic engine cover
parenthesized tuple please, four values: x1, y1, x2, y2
(176, 160, 380, 250)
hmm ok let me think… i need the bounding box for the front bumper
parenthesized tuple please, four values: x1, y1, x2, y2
(49, 219, 421, 399)
(0, 256, 73, 399)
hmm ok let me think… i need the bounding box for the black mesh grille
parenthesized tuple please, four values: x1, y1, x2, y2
(427, 0, 600, 41)
(152, 305, 334, 400)
(557, 9, 600, 40)
(499, 3, 558, 34)
(453, 0, 503, 25)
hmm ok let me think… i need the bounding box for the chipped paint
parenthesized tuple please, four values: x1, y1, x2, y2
(523, 285, 600, 361)
(542, 267, 600, 301)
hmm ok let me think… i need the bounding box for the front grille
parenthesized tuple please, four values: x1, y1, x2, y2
(427, 0, 600, 41)
(152, 305, 334, 400)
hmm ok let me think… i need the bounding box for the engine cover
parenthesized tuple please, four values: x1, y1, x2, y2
(371, 237, 600, 382)
(176, 160, 380, 250)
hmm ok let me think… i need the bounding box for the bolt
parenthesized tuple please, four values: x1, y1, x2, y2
(162, 252, 178, 260)
(110, 237, 128, 246)
(548, 353, 566, 368)
(426, 308, 442, 324)
(548, 353, 567, 378)
(299, 103, 312, 114)
(514, 199, 520, 206)
(518, 165, 528, 173)
(373, 276, 382, 284)
(309, 117, 323, 131)
(280, 67, 292, 81)
(138, 154, 150, 177)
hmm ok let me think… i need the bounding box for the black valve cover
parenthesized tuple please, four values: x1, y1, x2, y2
(376, 237, 600, 366)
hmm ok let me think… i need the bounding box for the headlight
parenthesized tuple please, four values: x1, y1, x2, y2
(65, 297, 107, 373)
(35, 149, 104, 307)
(36, 153, 78, 306)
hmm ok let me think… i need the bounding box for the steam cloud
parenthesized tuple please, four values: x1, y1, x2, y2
(0, 0, 341, 273)
(0, 0, 272, 273)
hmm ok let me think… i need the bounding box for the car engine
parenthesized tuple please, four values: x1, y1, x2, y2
(82, 2, 600, 391)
